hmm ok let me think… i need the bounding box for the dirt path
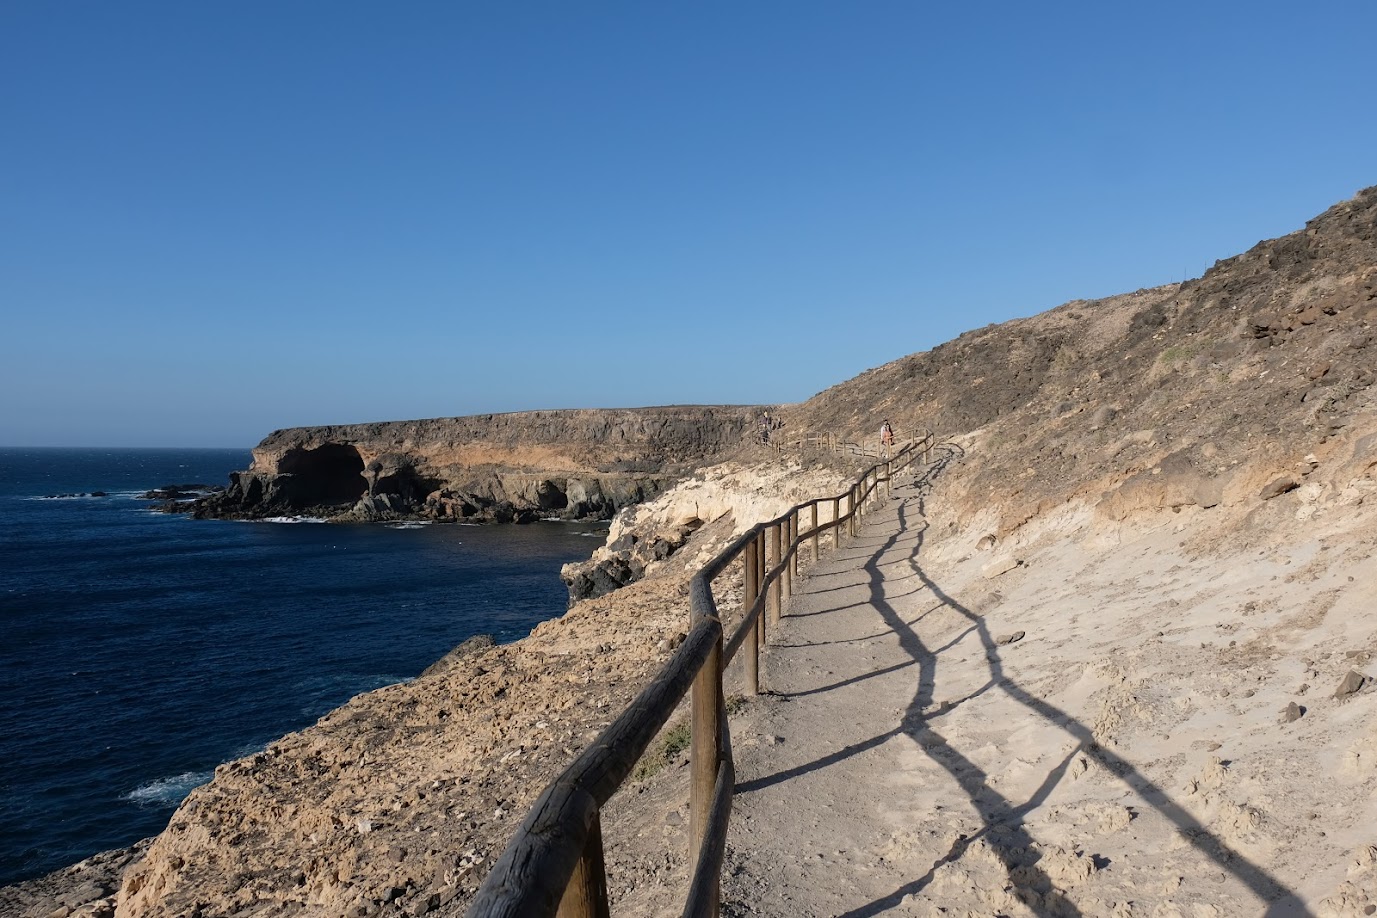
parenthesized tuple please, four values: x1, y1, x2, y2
(717, 470, 1343, 917)
(721, 479, 954, 917)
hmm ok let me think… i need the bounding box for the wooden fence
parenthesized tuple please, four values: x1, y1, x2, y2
(766, 426, 919, 461)
(468, 430, 938, 918)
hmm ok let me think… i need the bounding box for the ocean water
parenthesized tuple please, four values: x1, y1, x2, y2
(0, 448, 605, 887)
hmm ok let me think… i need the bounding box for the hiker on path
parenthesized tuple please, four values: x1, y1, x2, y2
(880, 419, 895, 457)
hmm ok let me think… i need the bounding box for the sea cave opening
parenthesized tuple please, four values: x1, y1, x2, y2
(276, 443, 367, 507)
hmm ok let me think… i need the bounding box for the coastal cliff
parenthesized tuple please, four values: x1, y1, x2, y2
(193, 406, 764, 523)
(6, 186, 1376, 917)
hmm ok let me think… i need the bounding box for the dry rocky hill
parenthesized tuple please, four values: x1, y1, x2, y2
(3, 186, 1375, 918)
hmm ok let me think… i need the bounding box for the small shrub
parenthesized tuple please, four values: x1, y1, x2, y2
(632, 697, 748, 782)
(1159, 341, 1204, 365)
(633, 721, 692, 781)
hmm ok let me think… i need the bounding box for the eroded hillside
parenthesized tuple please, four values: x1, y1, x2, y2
(5, 187, 1375, 918)
(788, 187, 1376, 537)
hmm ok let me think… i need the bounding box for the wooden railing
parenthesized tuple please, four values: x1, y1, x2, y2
(468, 429, 939, 918)
(767, 427, 920, 461)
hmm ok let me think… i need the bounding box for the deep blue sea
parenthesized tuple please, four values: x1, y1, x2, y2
(0, 448, 604, 887)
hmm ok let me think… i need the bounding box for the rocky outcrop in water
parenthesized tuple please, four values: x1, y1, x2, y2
(192, 406, 765, 523)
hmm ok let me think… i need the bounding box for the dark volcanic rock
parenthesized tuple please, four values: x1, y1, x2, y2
(139, 483, 223, 501)
(192, 406, 763, 524)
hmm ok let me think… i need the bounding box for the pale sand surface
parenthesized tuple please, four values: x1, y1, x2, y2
(720, 472, 1377, 917)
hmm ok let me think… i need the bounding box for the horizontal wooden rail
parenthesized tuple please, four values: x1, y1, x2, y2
(470, 428, 940, 918)
(767, 425, 925, 462)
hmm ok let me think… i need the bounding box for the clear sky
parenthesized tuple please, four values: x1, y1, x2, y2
(2, 1, 1375, 447)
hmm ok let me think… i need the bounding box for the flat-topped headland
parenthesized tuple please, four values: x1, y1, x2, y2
(192, 406, 765, 523)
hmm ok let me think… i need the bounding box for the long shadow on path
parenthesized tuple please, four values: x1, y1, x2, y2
(738, 453, 1311, 917)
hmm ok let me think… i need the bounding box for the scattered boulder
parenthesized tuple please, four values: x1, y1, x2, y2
(1334, 670, 1370, 698)
(564, 556, 639, 602)
(996, 631, 1026, 646)
(562, 523, 699, 602)
(982, 557, 1021, 579)
(1259, 476, 1301, 500)
(1280, 702, 1305, 724)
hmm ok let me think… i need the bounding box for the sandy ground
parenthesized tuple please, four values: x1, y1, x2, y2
(719, 469, 1377, 917)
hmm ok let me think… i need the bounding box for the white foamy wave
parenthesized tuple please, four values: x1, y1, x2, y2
(125, 771, 213, 806)
(386, 521, 432, 529)
(29, 494, 107, 501)
(256, 516, 329, 524)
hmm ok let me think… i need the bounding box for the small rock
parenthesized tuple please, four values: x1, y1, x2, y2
(982, 557, 1021, 579)
(1259, 476, 1300, 500)
(996, 631, 1026, 646)
(1334, 670, 1369, 698)
(1207, 742, 1222, 751)
(1089, 405, 1118, 430)
(1280, 702, 1304, 724)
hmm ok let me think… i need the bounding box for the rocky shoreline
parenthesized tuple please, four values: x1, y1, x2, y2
(174, 406, 766, 526)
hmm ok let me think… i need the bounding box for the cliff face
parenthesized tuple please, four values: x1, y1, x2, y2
(13, 186, 1376, 918)
(194, 406, 765, 523)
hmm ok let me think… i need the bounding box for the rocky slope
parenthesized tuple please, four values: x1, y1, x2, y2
(192, 406, 766, 523)
(5, 185, 1375, 918)
(785, 186, 1376, 536)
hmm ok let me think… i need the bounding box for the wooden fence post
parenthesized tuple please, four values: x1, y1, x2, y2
(689, 622, 723, 879)
(754, 530, 766, 649)
(557, 811, 610, 918)
(743, 536, 759, 696)
(768, 524, 782, 629)
(810, 503, 819, 563)
(790, 512, 799, 578)
(782, 514, 793, 601)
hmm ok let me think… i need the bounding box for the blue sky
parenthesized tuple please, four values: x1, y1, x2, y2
(3, 1, 1375, 447)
